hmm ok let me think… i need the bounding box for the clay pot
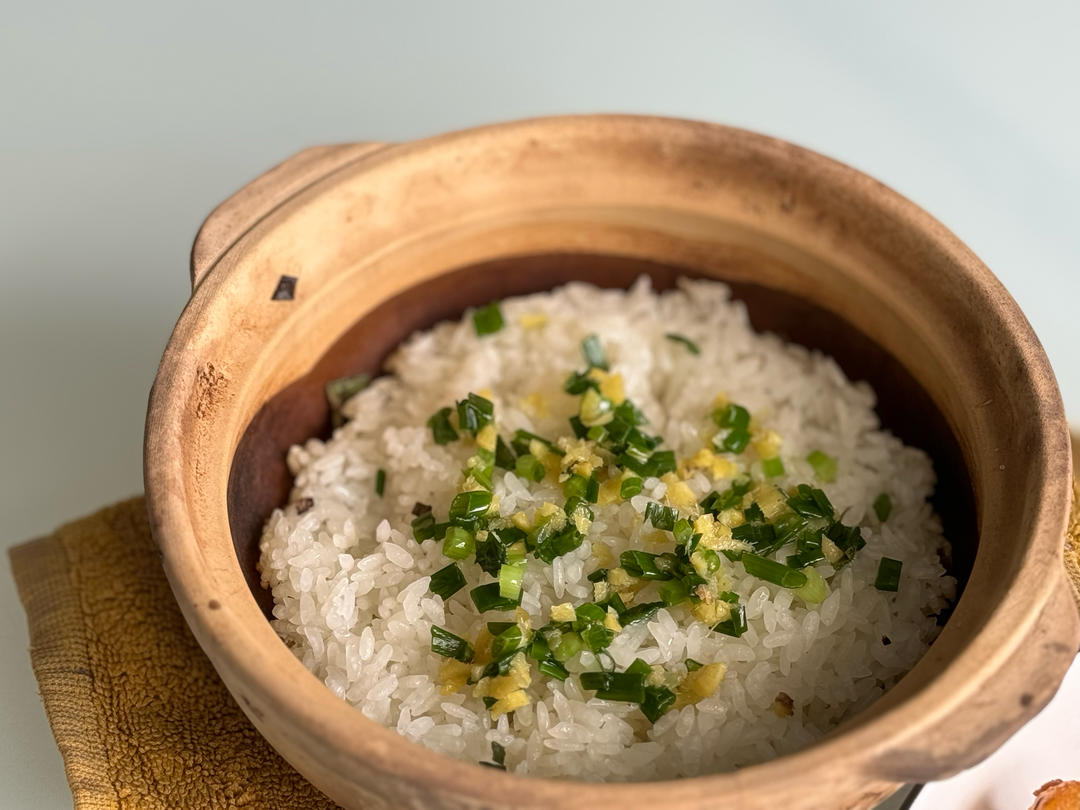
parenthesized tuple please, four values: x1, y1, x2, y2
(145, 116, 1078, 809)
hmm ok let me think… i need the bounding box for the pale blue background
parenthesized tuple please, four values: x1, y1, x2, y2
(2, 1, 1077, 806)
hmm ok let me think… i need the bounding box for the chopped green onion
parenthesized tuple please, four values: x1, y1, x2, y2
(473, 302, 504, 336)
(498, 560, 526, 600)
(581, 624, 615, 653)
(429, 563, 467, 600)
(794, 567, 828, 604)
(478, 740, 508, 770)
(564, 370, 598, 395)
(582, 334, 609, 370)
(626, 658, 652, 678)
(448, 490, 493, 528)
(534, 526, 585, 564)
(469, 582, 520, 612)
(586, 425, 607, 442)
(551, 631, 583, 662)
(762, 457, 785, 478)
(568, 415, 588, 438)
(806, 450, 838, 483)
(700, 476, 752, 513)
(325, 372, 371, 427)
(585, 472, 600, 503)
(743, 502, 765, 522)
(580, 388, 613, 427)
(713, 403, 750, 431)
(562, 474, 588, 499)
(494, 435, 517, 470)
(658, 578, 690, 606)
(673, 518, 694, 545)
(514, 453, 546, 482)
(785, 484, 835, 519)
(685, 658, 703, 671)
(620, 449, 676, 477)
(579, 671, 645, 703)
(374, 468, 386, 496)
(718, 590, 740, 604)
(620, 477, 644, 498)
(587, 567, 608, 583)
(427, 407, 459, 445)
(714, 427, 751, 454)
(620, 550, 677, 581)
(695, 548, 722, 574)
(874, 557, 903, 592)
(456, 393, 494, 436)
(487, 621, 516, 636)
(641, 684, 677, 722)
(442, 526, 475, 560)
(742, 553, 808, 589)
(430, 626, 474, 662)
(411, 512, 437, 543)
(510, 429, 555, 455)
(473, 538, 505, 577)
(490, 625, 525, 659)
(664, 333, 700, 355)
(645, 502, 677, 531)
(713, 603, 748, 637)
(618, 601, 664, 626)
(826, 521, 866, 567)
(731, 521, 777, 550)
(538, 657, 569, 680)
(873, 492, 893, 522)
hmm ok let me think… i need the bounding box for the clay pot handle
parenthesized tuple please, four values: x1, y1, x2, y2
(189, 143, 388, 290)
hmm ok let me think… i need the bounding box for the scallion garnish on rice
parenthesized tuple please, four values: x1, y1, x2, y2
(374, 468, 386, 496)
(664, 332, 700, 354)
(874, 557, 903, 592)
(472, 301, 504, 336)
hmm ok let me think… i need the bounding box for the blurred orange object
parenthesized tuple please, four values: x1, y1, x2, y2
(1031, 780, 1080, 809)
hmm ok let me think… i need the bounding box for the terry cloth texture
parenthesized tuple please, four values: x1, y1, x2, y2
(9, 497, 338, 810)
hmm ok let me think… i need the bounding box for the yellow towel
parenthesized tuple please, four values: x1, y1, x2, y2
(9, 498, 338, 810)
(8, 468, 1080, 809)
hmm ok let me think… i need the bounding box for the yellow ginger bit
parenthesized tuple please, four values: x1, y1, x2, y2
(772, 692, 795, 718)
(607, 567, 633, 589)
(538, 502, 561, 519)
(645, 666, 667, 689)
(822, 536, 844, 566)
(676, 662, 727, 708)
(693, 514, 745, 553)
(514, 607, 533, 637)
(472, 628, 494, 668)
(753, 429, 782, 460)
(478, 388, 494, 401)
(691, 597, 732, 626)
(665, 480, 698, 510)
(689, 550, 713, 578)
(686, 448, 740, 481)
(604, 607, 622, 633)
(529, 439, 553, 461)
(558, 437, 603, 479)
(592, 543, 615, 568)
(518, 312, 549, 330)
(479, 653, 532, 701)
(511, 511, 532, 531)
(717, 508, 745, 528)
(586, 368, 626, 405)
(711, 392, 730, 410)
(489, 689, 530, 717)
(572, 510, 592, 534)
(520, 391, 549, 419)
(550, 602, 577, 623)
(597, 476, 623, 506)
(437, 659, 472, 695)
(476, 424, 497, 453)
(592, 581, 610, 601)
(751, 482, 787, 520)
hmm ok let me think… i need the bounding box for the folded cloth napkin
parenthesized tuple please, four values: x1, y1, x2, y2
(10, 473, 1080, 809)
(9, 497, 338, 810)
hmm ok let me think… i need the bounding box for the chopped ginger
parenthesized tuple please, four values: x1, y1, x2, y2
(437, 659, 472, 695)
(752, 429, 782, 459)
(750, 482, 787, 520)
(511, 511, 532, 531)
(711, 391, 729, 410)
(644, 530, 670, 546)
(520, 391, 549, 419)
(691, 597, 732, 626)
(489, 689, 530, 717)
(603, 607, 622, 633)
(693, 513, 746, 553)
(592, 543, 615, 568)
(475, 424, 497, 453)
(550, 602, 577, 623)
(665, 479, 697, 510)
(518, 312, 549, 330)
(685, 447, 740, 481)
(597, 476, 623, 506)
(676, 662, 727, 708)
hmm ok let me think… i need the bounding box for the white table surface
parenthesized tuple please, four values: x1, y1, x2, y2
(2, 1, 1077, 807)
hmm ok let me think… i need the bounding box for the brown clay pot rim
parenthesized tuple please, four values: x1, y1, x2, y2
(145, 114, 1076, 805)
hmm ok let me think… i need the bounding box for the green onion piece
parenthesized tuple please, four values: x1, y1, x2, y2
(562, 474, 588, 499)
(581, 624, 615, 653)
(498, 560, 526, 600)
(564, 371, 598, 395)
(713, 403, 750, 431)
(731, 521, 777, 551)
(874, 557, 903, 592)
(718, 590, 740, 604)
(696, 548, 722, 574)
(473, 538, 505, 577)
(585, 472, 600, 503)
(551, 631, 583, 662)
(806, 450, 838, 483)
(411, 512, 437, 543)
(826, 521, 866, 567)
(448, 490, 493, 528)
(456, 393, 495, 436)
(581, 334, 609, 370)
(785, 484, 835, 518)
(742, 553, 808, 589)
(873, 492, 893, 522)
(620, 477, 644, 498)
(603, 592, 627, 615)
(473, 302, 504, 336)
(713, 604, 748, 637)
(699, 476, 752, 513)
(490, 625, 524, 659)
(568, 415, 588, 438)
(721, 549, 743, 562)
(714, 427, 751, 454)
(579, 671, 645, 703)
(685, 658, 703, 671)
(325, 372, 371, 427)
(658, 578, 690, 606)
(514, 453, 546, 482)
(645, 502, 677, 531)
(430, 626, 474, 662)
(762, 457, 785, 478)
(494, 435, 517, 470)
(534, 526, 585, 564)
(427, 407, 459, 445)
(573, 603, 606, 626)
(487, 621, 515, 636)
(743, 502, 765, 522)
(374, 468, 386, 496)
(538, 657, 569, 680)
(580, 388, 614, 427)
(429, 563, 467, 600)
(442, 526, 475, 560)
(641, 684, 677, 723)
(469, 582, 520, 612)
(619, 601, 664, 626)
(673, 518, 694, 545)
(587, 568, 609, 583)
(620, 550, 675, 581)
(794, 566, 828, 604)
(511, 429, 555, 455)
(626, 658, 652, 678)
(482, 696, 497, 709)
(664, 333, 700, 355)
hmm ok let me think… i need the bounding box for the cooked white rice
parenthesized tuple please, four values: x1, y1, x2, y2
(259, 278, 955, 780)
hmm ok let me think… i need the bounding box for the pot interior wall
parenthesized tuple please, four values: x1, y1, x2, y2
(228, 252, 976, 619)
